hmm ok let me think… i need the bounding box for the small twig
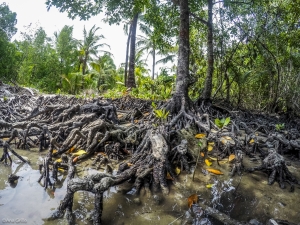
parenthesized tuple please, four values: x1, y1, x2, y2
(168, 215, 183, 225)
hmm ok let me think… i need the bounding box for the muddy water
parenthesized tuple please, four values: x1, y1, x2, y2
(0, 148, 300, 225)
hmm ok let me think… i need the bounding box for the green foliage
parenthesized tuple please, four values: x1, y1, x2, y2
(275, 123, 285, 131)
(151, 101, 169, 124)
(0, 3, 17, 40)
(214, 117, 230, 129)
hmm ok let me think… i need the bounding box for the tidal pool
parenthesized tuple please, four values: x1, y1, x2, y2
(0, 149, 300, 225)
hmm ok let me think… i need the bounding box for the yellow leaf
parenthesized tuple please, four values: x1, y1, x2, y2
(188, 194, 198, 208)
(224, 136, 232, 140)
(206, 168, 224, 175)
(53, 149, 58, 154)
(208, 156, 217, 161)
(219, 160, 228, 164)
(175, 167, 181, 175)
(208, 142, 215, 146)
(229, 154, 235, 162)
(58, 168, 64, 172)
(72, 150, 87, 156)
(55, 158, 62, 163)
(249, 139, 255, 144)
(195, 133, 206, 139)
(206, 184, 214, 188)
(207, 145, 214, 151)
(205, 159, 212, 166)
(166, 172, 174, 180)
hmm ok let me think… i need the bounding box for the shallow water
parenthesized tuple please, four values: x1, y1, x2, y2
(0, 148, 300, 225)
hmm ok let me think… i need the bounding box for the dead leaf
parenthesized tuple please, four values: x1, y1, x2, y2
(224, 136, 232, 140)
(73, 156, 78, 163)
(200, 152, 205, 157)
(208, 156, 217, 161)
(249, 139, 255, 144)
(206, 168, 224, 175)
(53, 149, 58, 154)
(72, 150, 87, 156)
(166, 172, 174, 180)
(127, 163, 133, 167)
(175, 167, 181, 175)
(66, 146, 76, 154)
(229, 154, 235, 162)
(208, 142, 215, 146)
(195, 133, 206, 139)
(188, 194, 198, 208)
(58, 168, 64, 172)
(206, 184, 214, 188)
(55, 158, 62, 163)
(207, 145, 214, 151)
(205, 159, 212, 166)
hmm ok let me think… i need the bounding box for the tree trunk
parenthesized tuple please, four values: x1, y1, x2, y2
(174, 0, 189, 99)
(201, 0, 214, 100)
(124, 23, 132, 86)
(127, 13, 138, 88)
(152, 48, 155, 80)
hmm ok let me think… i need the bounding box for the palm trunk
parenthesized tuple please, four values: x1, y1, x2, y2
(152, 48, 155, 80)
(127, 13, 138, 88)
(201, 0, 214, 100)
(124, 23, 132, 86)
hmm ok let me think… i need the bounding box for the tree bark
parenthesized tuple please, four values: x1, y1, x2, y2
(124, 23, 132, 86)
(174, 0, 189, 99)
(127, 13, 139, 88)
(201, 0, 214, 100)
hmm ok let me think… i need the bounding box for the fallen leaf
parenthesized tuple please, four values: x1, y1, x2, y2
(206, 168, 224, 175)
(58, 168, 64, 172)
(73, 156, 78, 163)
(224, 136, 232, 140)
(200, 152, 205, 157)
(175, 167, 181, 175)
(249, 139, 255, 144)
(207, 145, 214, 151)
(72, 150, 87, 156)
(68, 146, 76, 153)
(206, 184, 214, 188)
(99, 152, 107, 156)
(188, 194, 198, 208)
(208, 156, 218, 161)
(127, 163, 133, 167)
(55, 158, 62, 163)
(229, 154, 235, 162)
(195, 133, 206, 139)
(53, 149, 58, 154)
(166, 172, 174, 180)
(208, 142, 215, 146)
(205, 159, 212, 166)
(219, 160, 228, 164)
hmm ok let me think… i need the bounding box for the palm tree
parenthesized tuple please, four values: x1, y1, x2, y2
(89, 54, 117, 93)
(76, 25, 111, 89)
(136, 24, 177, 80)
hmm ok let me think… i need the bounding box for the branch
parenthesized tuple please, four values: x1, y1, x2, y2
(190, 12, 209, 26)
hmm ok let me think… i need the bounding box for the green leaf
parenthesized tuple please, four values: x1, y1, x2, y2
(224, 117, 231, 127)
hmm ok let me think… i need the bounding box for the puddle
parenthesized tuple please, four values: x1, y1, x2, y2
(0, 149, 300, 225)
